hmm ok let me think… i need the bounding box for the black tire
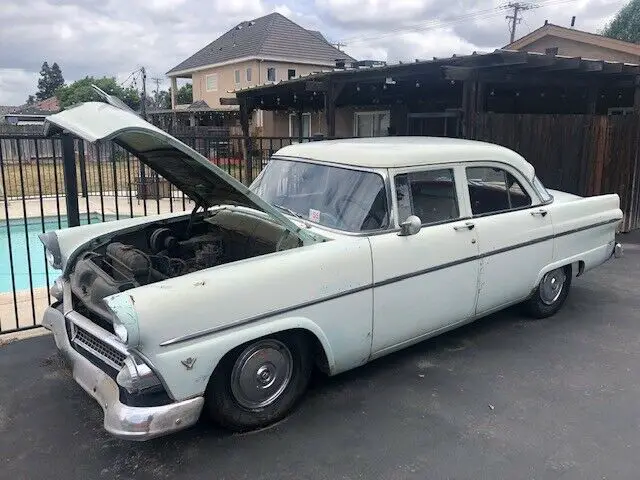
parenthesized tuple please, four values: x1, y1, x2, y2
(205, 332, 313, 432)
(525, 265, 572, 319)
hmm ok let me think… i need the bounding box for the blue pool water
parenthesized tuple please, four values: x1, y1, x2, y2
(0, 214, 119, 293)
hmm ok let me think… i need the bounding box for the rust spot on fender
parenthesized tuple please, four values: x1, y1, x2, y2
(193, 280, 206, 287)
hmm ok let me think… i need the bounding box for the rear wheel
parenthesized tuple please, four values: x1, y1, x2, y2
(525, 265, 572, 319)
(205, 332, 313, 432)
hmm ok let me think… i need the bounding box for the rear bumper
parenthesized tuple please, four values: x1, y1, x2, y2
(42, 306, 204, 441)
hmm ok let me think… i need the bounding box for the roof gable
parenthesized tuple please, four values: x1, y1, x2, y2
(167, 12, 354, 75)
(506, 23, 640, 57)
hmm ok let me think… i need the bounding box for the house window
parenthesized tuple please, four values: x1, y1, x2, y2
(289, 113, 312, 140)
(246, 67, 252, 83)
(288, 69, 296, 79)
(267, 67, 276, 82)
(206, 74, 218, 92)
(354, 111, 390, 137)
(234, 69, 240, 85)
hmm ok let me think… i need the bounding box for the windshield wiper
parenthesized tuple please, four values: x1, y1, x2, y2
(273, 204, 305, 220)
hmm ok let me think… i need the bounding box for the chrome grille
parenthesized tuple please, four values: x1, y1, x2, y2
(72, 326, 127, 370)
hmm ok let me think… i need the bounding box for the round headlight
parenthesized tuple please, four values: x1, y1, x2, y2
(113, 323, 129, 343)
(49, 276, 64, 301)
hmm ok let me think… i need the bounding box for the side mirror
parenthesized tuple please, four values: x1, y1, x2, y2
(398, 215, 422, 236)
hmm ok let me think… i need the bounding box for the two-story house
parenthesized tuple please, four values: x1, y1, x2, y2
(166, 12, 354, 135)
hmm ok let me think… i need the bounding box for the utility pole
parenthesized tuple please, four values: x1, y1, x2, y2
(140, 66, 147, 120)
(505, 2, 535, 43)
(333, 42, 346, 51)
(151, 76, 162, 108)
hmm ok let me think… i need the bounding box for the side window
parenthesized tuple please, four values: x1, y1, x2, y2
(395, 169, 459, 225)
(466, 166, 532, 216)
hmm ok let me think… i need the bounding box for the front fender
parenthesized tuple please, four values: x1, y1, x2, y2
(148, 316, 336, 401)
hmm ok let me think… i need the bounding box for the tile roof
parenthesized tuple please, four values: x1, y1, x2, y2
(12, 96, 61, 115)
(167, 12, 354, 75)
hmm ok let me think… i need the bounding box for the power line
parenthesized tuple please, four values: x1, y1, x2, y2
(337, 0, 577, 46)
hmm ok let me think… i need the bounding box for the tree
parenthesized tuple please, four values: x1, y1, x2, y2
(56, 76, 141, 110)
(176, 83, 193, 104)
(25, 95, 36, 105)
(36, 61, 65, 100)
(602, 0, 640, 44)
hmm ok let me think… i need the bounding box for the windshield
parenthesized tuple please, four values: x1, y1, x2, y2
(250, 158, 389, 233)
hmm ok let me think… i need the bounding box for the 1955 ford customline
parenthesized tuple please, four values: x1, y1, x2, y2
(40, 101, 623, 440)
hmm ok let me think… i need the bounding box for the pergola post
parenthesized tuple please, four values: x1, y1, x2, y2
(324, 80, 344, 138)
(239, 98, 255, 184)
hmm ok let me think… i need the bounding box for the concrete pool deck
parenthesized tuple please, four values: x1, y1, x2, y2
(0, 194, 195, 333)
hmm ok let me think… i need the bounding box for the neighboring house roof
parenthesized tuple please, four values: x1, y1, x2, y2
(12, 96, 61, 116)
(505, 23, 640, 57)
(306, 30, 327, 42)
(167, 12, 355, 75)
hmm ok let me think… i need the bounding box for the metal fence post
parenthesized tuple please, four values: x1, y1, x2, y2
(78, 141, 88, 198)
(61, 133, 80, 227)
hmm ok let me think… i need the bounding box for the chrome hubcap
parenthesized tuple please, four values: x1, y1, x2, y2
(539, 268, 566, 305)
(230, 340, 293, 410)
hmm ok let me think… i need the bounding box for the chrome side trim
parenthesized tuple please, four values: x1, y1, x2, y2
(160, 216, 622, 348)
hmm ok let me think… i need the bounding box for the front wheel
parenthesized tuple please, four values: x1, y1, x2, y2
(205, 332, 313, 432)
(525, 265, 572, 319)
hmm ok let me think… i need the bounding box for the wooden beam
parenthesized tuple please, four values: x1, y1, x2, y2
(305, 81, 328, 92)
(325, 81, 345, 137)
(219, 97, 239, 105)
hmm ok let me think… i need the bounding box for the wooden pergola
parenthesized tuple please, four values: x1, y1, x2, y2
(232, 49, 640, 139)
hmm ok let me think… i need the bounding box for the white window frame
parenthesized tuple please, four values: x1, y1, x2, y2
(353, 110, 391, 137)
(234, 69, 240, 85)
(246, 67, 252, 83)
(289, 112, 312, 140)
(205, 74, 218, 92)
(266, 67, 276, 82)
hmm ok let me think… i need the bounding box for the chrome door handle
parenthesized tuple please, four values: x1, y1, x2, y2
(530, 208, 548, 217)
(453, 221, 475, 231)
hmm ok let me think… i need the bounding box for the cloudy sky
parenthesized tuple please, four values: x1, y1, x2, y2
(0, 0, 623, 105)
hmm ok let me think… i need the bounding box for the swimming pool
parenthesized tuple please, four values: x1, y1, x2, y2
(0, 214, 120, 293)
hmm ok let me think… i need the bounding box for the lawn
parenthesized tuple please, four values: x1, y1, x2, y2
(1, 160, 250, 198)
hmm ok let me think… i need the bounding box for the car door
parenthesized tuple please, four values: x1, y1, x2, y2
(369, 165, 480, 356)
(464, 164, 554, 315)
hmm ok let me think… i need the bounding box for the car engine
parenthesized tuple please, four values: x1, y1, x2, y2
(70, 227, 225, 321)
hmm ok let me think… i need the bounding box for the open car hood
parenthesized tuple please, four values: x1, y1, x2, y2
(44, 101, 317, 244)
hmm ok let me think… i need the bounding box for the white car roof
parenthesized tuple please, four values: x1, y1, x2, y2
(274, 137, 535, 179)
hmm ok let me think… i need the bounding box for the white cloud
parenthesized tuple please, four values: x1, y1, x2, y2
(0, 69, 39, 105)
(0, 0, 623, 105)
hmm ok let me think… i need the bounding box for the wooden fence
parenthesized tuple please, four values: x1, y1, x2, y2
(471, 113, 640, 232)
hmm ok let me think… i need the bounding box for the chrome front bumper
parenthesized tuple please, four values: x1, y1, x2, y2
(42, 306, 204, 441)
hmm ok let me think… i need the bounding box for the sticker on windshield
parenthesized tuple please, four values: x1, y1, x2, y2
(309, 208, 321, 223)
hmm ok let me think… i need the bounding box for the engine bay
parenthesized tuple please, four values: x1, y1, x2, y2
(69, 209, 303, 322)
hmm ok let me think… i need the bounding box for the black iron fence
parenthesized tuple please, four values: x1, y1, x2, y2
(0, 132, 312, 334)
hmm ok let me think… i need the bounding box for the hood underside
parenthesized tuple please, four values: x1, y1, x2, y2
(43, 101, 316, 244)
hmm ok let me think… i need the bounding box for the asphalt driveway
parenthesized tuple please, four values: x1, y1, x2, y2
(2, 235, 640, 480)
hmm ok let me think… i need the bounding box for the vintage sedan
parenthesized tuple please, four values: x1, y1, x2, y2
(40, 101, 623, 441)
